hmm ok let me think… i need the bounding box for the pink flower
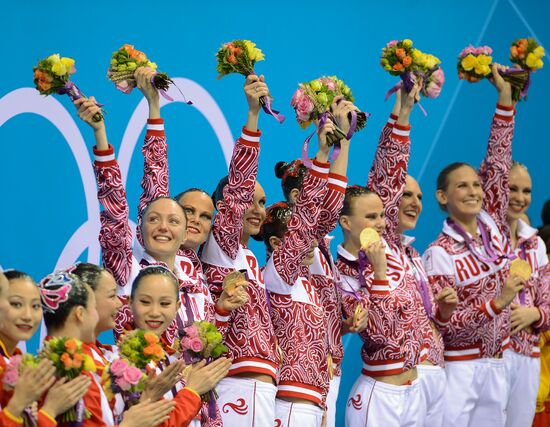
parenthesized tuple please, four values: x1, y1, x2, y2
(180, 337, 192, 350)
(460, 45, 475, 57)
(115, 377, 131, 391)
(423, 68, 445, 99)
(122, 366, 143, 386)
(322, 78, 336, 91)
(190, 337, 204, 353)
(110, 359, 128, 376)
(290, 88, 304, 106)
(184, 325, 198, 339)
(295, 95, 314, 122)
(387, 40, 398, 48)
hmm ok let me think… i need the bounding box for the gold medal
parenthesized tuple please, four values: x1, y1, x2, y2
(328, 354, 334, 380)
(353, 304, 363, 325)
(222, 271, 247, 296)
(510, 258, 532, 282)
(360, 227, 380, 249)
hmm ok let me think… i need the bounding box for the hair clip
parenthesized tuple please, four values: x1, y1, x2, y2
(39, 271, 73, 313)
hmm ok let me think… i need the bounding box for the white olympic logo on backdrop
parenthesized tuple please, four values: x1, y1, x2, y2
(0, 78, 235, 271)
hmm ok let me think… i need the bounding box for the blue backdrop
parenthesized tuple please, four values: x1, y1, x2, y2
(1, 1, 549, 424)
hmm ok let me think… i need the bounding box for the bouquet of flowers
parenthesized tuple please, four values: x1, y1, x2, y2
(107, 44, 187, 102)
(508, 37, 544, 101)
(381, 40, 445, 101)
(33, 54, 104, 122)
(457, 45, 493, 82)
(1, 354, 39, 390)
(175, 321, 227, 418)
(216, 39, 284, 123)
(118, 329, 164, 370)
(40, 337, 96, 423)
(175, 321, 227, 365)
(291, 76, 368, 148)
(101, 358, 146, 404)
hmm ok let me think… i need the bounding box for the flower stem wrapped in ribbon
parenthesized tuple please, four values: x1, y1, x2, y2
(33, 54, 104, 122)
(291, 76, 369, 166)
(216, 39, 285, 123)
(39, 337, 96, 424)
(107, 44, 190, 103)
(175, 321, 227, 419)
(118, 329, 165, 370)
(381, 40, 445, 110)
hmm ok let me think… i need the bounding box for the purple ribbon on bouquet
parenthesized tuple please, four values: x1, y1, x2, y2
(150, 73, 193, 104)
(261, 95, 285, 123)
(57, 81, 104, 107)
(490, 68, 532, 100)
(67, 398, 85, 427)
(300, 112, 344, 168)
(23, 407, 37, 427)
(518, 242, 528, 305)
(447, 218, 515, 265)
(385, 71, 435, 116)
(407, 256, 433, 319)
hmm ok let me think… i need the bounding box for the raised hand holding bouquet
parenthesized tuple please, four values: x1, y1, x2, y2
(107, 44, 190, 103)
(216, 39, 285, 123)
(457, 39, 544, 101)
(174, 321, 227, 418)
(33, 54, 104, 122)
(381, 39, 445, 106)
(291, 76, 368, 165)
(39, 337, 96, 423)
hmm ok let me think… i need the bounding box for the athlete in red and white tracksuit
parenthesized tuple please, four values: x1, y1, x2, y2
(503, 218, 550, 427)
(201, 126, 279, 427)
(422, 103, 517, 427)
(338, 113, 432, 426)
(266, 159, 347, 426)
(378, 109, 450, 427)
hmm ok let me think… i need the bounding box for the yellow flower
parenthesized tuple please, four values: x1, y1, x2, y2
(310, 80, 322, 91)
(475, 64, 491, 76)
(147, 61, 158, 70)
(47, 54, 61, 64)
(60, 57, 75, 72)
(477, 54, 492, 66)
(51, 61, 67, 76)
(402, 39, 413, 48)
(83, 355, 96, 373)
(243, 40, 264, 62)
(461, 54, 477, 71)
(526, 52, 539, 69)
(424, 54, 440, 70)
(533, 46, 545, 58)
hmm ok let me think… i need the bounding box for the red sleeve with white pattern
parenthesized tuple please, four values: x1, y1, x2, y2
(137, 118, 170, 245)
(212, 127, 261, 259)
(532, 239, 550, 331)
(314, 173, 347, 241)
(273, 159, 329, 285)
(367, 121, 411, 243)
(369, 115, 396, 176)
(479, 104, 516, 228)
(93, 145, 133, 290)
(423, 245, 503, 329)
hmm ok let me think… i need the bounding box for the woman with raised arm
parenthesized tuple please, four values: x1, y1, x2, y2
(262, 113, 348, 426)
(503, 161, 550, 427)
(380, 91, 458, 427)
(273, 98, 363, 427)
(75, 67, 242, 343)
(200, 75, 278, 427)
(422, 64, 522, 427)
(337, 80, 436, 427)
